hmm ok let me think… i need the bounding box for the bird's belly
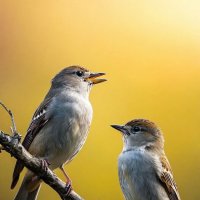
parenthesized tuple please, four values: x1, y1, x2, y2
(118, 151, 169, 200)
(29, 105, 92, 170)
(46, 119, 90, 170)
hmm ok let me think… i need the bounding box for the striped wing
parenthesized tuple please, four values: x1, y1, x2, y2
(11, 98, 51, 189)
(158, 155, 181, 200)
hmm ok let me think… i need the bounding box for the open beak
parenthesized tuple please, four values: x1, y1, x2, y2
(85, 72, 107, 84)
(111, 125, 130, 136)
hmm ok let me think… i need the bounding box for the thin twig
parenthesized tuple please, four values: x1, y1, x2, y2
(0, 101, 17, 135)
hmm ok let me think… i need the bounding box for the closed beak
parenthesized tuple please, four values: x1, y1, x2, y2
(111, 125, 126, 133)
(111, 125, 130, 136)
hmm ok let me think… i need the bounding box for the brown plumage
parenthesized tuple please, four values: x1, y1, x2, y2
(112, 118, 181, 200)
(159, 155, 181, 200)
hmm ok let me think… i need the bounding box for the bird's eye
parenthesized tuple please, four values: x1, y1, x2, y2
(76, 71, 84, 77)
(132, 126, 140, 132)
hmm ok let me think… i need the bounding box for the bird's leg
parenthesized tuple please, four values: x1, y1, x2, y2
(60, 165, 72, 184)
(60, 165, 72, 196)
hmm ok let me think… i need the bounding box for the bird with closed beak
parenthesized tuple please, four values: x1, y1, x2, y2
(11, 66, 106, 200)
(111, 119, 181, 200)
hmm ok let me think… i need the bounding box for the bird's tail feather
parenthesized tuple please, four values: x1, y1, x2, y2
(14, 176, 41, 200)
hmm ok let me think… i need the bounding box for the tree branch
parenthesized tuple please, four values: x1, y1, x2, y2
(0, 103, 84, 200)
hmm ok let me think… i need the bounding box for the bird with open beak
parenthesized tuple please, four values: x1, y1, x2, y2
(11, 66, 106, 200)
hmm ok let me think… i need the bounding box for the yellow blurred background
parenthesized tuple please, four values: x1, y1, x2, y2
(0, 0, 200, 199)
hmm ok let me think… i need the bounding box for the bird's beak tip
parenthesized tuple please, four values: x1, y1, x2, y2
(86, 72, 107, 84)
(111, 124, 124, 131)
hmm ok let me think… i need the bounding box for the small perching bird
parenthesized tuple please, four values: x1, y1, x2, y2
(111, 119, 181, 200)
(11, 66, 106, 200)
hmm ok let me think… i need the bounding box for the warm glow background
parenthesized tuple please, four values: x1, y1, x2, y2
(0, 0, 200, 199)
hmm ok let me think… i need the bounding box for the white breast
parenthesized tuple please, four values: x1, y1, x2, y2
(118, 149, 169, 200)
(30, 91, 93, 170)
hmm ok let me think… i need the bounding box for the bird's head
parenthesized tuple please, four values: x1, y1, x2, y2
(52, 66, 106, 96)
(111, 119, 164, 150)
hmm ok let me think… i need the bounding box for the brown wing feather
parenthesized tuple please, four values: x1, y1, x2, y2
(11, 98, 51, 189)
(159, 155, 181, 200)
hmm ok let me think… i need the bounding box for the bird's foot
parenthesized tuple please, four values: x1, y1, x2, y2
(64, 180, 73, 196)
(40, 159, 50, 176)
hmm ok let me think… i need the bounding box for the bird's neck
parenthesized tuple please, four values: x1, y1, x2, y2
(51, 84, 91, 100)
(67, 86, 90, 99)
(123, 141, 163, 154)
(122, 145, 147, 153)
